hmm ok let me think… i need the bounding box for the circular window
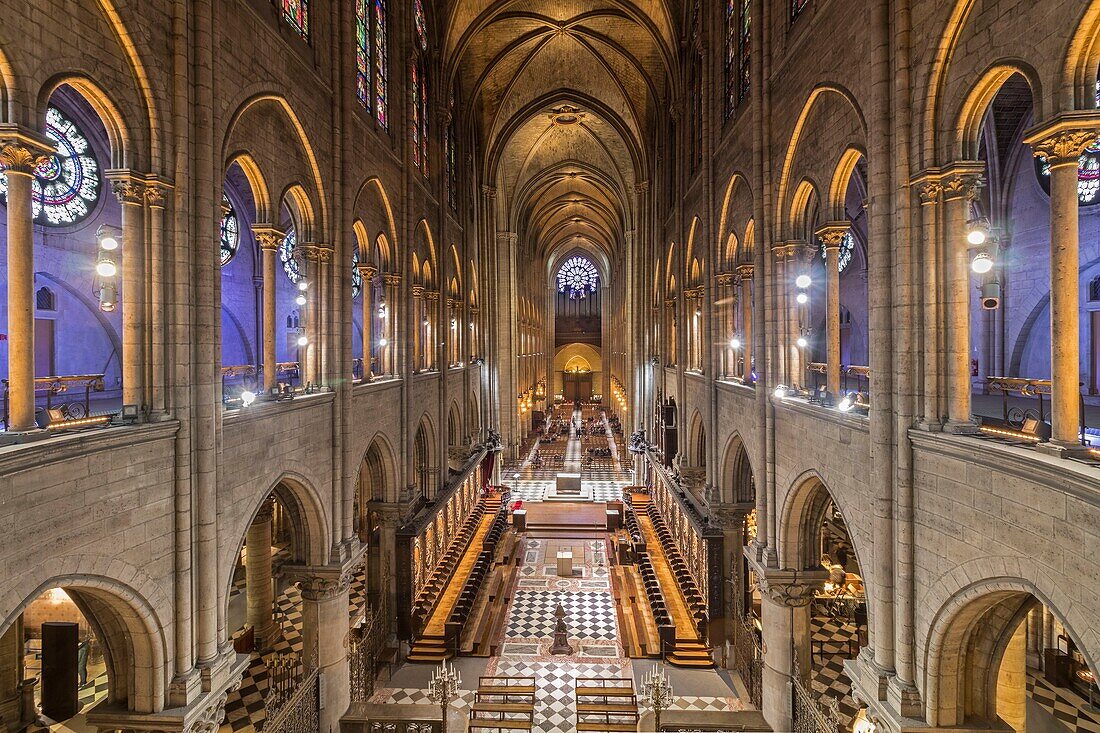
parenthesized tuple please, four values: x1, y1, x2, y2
(556, 255, 599, 298)
(820, 230, 855, 273)
(280, 227, 302, 283)
(0, 105, 102, 225)
(220, 194, 240, 266)
(352, 248, 363, 298)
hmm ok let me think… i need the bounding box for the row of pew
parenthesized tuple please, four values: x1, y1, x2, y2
(466, 676, 640, 732)
(645, 503, 708, 629)
(410, 501, 490, 635)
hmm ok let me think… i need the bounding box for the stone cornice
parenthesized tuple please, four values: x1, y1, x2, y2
(0, 421, 180, 473)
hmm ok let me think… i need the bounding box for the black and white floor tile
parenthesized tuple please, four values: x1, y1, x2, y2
(505, 590, 619, 641)
(1028, 672, 1100, 733)
(809, 615, 860, 730)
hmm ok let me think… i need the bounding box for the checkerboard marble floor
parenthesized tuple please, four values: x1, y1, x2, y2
(809, 615, 861, 730)
(373, 535, 741, 733)
(508, 407, 631, 503)
(1028, 671, 1100, 733)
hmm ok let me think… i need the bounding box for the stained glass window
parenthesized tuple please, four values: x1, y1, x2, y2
(411, 63, 421, 169)
(557, 256, 600, 299)
(1035, 82, 1100, 205)
(413, 0, 427, 51)
(374, 0, 388, 127)
(356, 0, 370, 108)
(724, 0, 737, 120)
(739, 0, 750, 103)
(283, 0, 309, 39)
(820, 231, 855, 273)
(280, 227, 302, 283)
(0, 105, 101, 226)
(220, 194, 239, 266)
(351, 248, 363, 298)
(446, 89, 457, 210)
(791, 0, 809, 20)
(420, 70, 429, 176)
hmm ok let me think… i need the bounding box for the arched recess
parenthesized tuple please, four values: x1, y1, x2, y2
(355, 436, 397, 537)
(220, 93, 329, 232)
(225, 152, 271, 223)
(1062, 0, 1100, 109)
(688, 410, 706, 468)
(953, 62, 1043, 160)
(0, 44, 14, 123)
(720, 434, 755, 504)
(413, 416, 437, 499)
(0, 572, 168, 714)
(716, 172, 753, 264)
(778, 472, 869, 577)
(447, 400, 462, 447)
(924, 577, 1099, 728)
(351, 177, 399, 267)
(788, 178, 822, 242)
(220, 473, 331, 623)
(35, 75, 131, 174)
(828, 148, 865, 221)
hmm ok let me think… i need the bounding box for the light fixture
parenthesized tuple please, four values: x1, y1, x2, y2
(469, 322, 475, 329)
(838, 396, 854, 412)
(797, 336, 808, 348)
(796, 292, 809, 305)
(295, 292, 307, 306)
(98, 282, 117, 312)
(423, 318, 430, 327)
(379, 337, 389, 346)
(451, 317, 457, 328)
(730, 337, 741, 349)
(240, 390, 257, 407)
(297, 335, 309, 347)
(98, 232, 119, 251)
(694, 308, 702, 317)
(971, 250, 994, 274)
(773, 384, 788, 399)
(378, 303, 387, 318)
(967, 218, 989, 246)
(795, 274, 812, 289)
(298, 279, 309, 291)
(95, 259, 117, 278)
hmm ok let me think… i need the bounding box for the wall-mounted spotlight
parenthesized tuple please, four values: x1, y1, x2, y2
(971, 250, 994, 274)
(378, 303, 387, 318)
(240, 390, 257, 407)
(297, 335, 309, 347)
(796, 336, 808, 348)
(298, 278, 309, 292)
(966, 218, 990, 246)
(379, 337, 389, 346)
(796, 292, 809, 305)
(795, 274, 812, 289)
(729, 337, 741, 350)
(295, 292, 308, 306)
(95, 259, 117, 278)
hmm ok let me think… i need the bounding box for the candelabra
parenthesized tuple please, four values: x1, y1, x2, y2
(427, 659, 462, 733)
(642, 662, 675, 731)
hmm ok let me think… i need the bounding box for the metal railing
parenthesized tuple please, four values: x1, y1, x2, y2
(221, 362, 301, 405)
(807, 363, 870, 396)
(350, 601, 388, 702)
(791, 660, 841, 733)
(2, 374, 107, 430)
(731, 612, 763, 709)
(264, 666, 320, 733)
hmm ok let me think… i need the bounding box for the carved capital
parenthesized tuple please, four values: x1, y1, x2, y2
(411, 284, 425, 298)
(815, 222, 850, 251)
(735, 263, 754, 278)
(481, 185, 496, 199)
(1030, 128, 1100, 166)
(358, 262, 379, 279)
(144, 183, 170, 209)
(112, 178, 147, 206)
(664, 298, 677, 309)
(940, 163, 984, 202)
(252, 226, 284, 252)
(253, 496, 275, 523)
(299, 243, 321, 262)
(298, 573, 351, 602)
(382, 272, 402, 287)
(0, 141, 49, 174)
(634, 180, 650, 195)
(424, 289, 440, 301)
(716, 272, 735, 287)
(755, 570, 828, 608)
(315, 244, 334, 263)
(918, 180, 943, 205)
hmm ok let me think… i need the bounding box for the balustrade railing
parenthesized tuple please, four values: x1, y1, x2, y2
(264, 666, 320, 733)
(806, 363, 870, 397)
(221, 362, 301, 405)
(791, 661, 841, 733)
(731, 612, 763, 709)
(350, 601, 388, 702)
(2, 374, 108, 431)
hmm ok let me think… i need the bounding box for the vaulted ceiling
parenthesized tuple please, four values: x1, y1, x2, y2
(445, 0, 677, 283)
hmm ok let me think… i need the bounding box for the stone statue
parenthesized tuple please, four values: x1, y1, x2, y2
(550, 604, 574, 655)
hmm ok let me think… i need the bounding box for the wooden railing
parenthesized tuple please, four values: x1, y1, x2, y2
(2, 374, 107, 430)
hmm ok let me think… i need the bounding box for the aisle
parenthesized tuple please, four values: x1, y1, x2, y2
(509, 405, 630, 503)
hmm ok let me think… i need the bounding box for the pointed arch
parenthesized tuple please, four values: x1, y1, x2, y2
(225, 152, 272, 223)
(953, 61, 1042, 160)
(38, 75, 131, 168)
(827, 148, 865, 221)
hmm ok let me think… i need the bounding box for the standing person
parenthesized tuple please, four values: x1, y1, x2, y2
(77, 638, 90, 687)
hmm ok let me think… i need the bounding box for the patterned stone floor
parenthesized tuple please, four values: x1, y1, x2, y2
(508, 407, 631, 503)
(1028, 671, 1100, 733)
(374, 535, 742, 733)
(809, 615, 861, 730)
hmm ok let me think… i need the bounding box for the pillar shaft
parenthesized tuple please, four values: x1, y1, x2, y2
(245, 504, 275, 644)
(996, 622, 1027, 733)
(300, 576, 351, 733)
(825, 245, 842, 395)
(360, 265, 377, 377)
(740, 269, 754, 382)
(115, 179, 148, 414)
(919, 181, 943, 426)
(1049, 157, 1085, 445)
(942, 171, 980, 430)
(256, 233, 280, 393)
(2, 152, 37, 432)
(147, 188, 168, 416)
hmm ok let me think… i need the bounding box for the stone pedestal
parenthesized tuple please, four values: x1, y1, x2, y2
(556, 551, 573, 577)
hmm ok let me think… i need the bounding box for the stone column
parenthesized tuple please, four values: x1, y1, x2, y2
(245, 499, 276, 647)
(996, 622, 1027, 733)
(816, 225, 849, 396)
(917, 177, 944, 428)
(0, 615, 24, 728)
(411, 285, 424, 372)
(470, 305, 480, 361)
(1028, 124, 1100, 449)
(0, 139, 48, 434)
(359, 263, 378, 378)
(665, 299, 676, 366)
(383, 273, 401, 376)
(146, 183, 169, 417)
(253, 228, 282, 393)
(299, 574, 351, 733)
(755, 570, 825, 733)
(717, 274, 734, 377)
(426, 290, 440, 371)
(112, 176, 148, 415)
(941, 166, 983, 433)
(300, 244, 321, 386)
(772, 246, 789, 383)
(317, 245, 333, 383)
(738, 264, 754, 382)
